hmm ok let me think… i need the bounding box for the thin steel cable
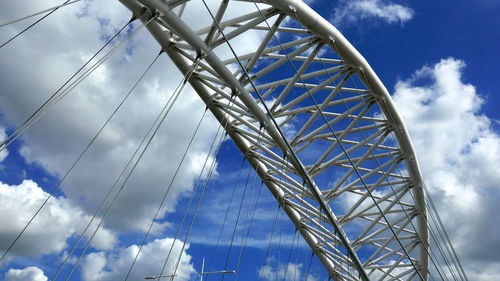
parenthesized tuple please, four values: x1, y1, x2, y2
(274, 207, 285, 281)
(51, 52, 163, 281)
(0, 0, 82, 28)
(258, 202, 282, 281)
(0, 45, 160, 268)
(232, 181, 266, 281)
(0, 0, 72, 48)
(373, 108, 466, 281)
(58, 50, 197, 281)
(1, 18, 147, 152)
(203, 156, 247, 281)
(280, 229, 298, 281)
(220, 162, 253, 281)
(293, 239, 299, 281)
(123, 108, 208, 281)
(303, 252, 315, 281)
(214, 157, 247, 253)
(231, 131, 266, 281)
(426, 185, 468, 279)
(0, 18, 139, 153)
(155, 85, 247, 281)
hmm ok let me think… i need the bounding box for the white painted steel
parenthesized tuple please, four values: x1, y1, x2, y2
(118, 0, 429, 280)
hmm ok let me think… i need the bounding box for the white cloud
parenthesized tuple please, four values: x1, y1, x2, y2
(0, 0, 221, 235)
(81, 238, 195, 281)
(392, 58, 500, 280)
(0, 179, 116, 258)
(258, 262, 317, 281)
(3, 266, 47, 281)
(333, 0, 414, 25)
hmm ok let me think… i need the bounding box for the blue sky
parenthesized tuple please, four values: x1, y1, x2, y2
(0, 0, 499, 280)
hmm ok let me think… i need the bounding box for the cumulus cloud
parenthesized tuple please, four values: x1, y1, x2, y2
(392, 58, 500, 280)
(332, 0, 414, 25)
(0, 0, 221, 235)
(0, 180, 116, 258)
(3, 266, 47, 281)
(258, 262, 317, 281)
(81, 238, 195, 281)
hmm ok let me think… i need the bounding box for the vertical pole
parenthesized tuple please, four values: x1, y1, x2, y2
(200, 257, 205, 281)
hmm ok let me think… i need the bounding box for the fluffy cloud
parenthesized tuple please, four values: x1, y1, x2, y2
(258, 262, 317, 281)
(81, 238, 195, 281)
(0, 180, 116, 258)
(392, 58, 500, 280)
(3, 266, 47, 281)
(0, 0, 221, 236)
(332, 0, 414, 25)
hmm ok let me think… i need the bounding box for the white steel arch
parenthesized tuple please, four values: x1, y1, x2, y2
(118, 0, 429, 279)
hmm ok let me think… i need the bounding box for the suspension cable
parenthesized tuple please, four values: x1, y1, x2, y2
(220, 162, 253, 281)
(258, 201, 282, 281)
(353, 71, 459, 280)
(280, 229, 298, 281)
(0, 0, 82, 28)
(214, 157, 247, 255)
(202, 155, 247, 281)
(153, 55, 264, 281)
(232, 181, 265, 281)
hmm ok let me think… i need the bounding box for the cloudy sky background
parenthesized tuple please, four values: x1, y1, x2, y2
(0, 0, 499, 280)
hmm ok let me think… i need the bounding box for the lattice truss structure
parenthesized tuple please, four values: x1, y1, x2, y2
(120, 0, 429, 280)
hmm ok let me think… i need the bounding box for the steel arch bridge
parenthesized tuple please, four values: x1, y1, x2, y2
(0, 0, 473, 280)
(118, 0, 430, 280)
